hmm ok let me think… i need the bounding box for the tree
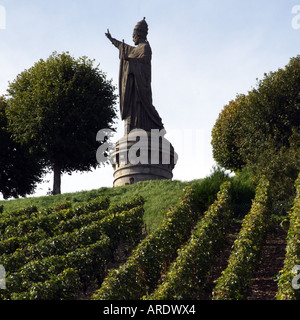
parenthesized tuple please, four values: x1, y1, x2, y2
(239, 57, 300, 167)
(6, 52, 117, 195)
(0, 97, 44, 199)
(211, 55, 300, 201)
(211, 94, 247, 172)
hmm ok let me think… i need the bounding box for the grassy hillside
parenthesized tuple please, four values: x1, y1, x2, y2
(0, 167, 257, 232)
(1, 168, 296, 301)
(0, 179, 189, 232)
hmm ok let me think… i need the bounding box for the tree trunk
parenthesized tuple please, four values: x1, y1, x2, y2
(53, 163, 61, 195)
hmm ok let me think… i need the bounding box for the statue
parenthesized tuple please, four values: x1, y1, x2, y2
(105, 18, 164, 135)
(105, 18, 177, 187)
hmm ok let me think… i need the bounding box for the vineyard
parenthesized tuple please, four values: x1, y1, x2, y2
(0, 173, 299, 300)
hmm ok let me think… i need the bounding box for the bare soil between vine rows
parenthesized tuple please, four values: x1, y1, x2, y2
(202, 221, 287, 300)
(77, 222, 287, 300)
(247, 224, 287, 300)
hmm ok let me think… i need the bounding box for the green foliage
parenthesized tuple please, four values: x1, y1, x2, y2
(211, 95, 247, 171)
(104, 179, 188, 232)
(1, 169, 255, 231)
(276, 173, 300, 300)
(0, 198, 108, 242)
(0, 96, 44, 199)
(0, 179, 187, 233)
(11, 268, 82, 300)
(91, 186, 202, 300)
(5, 236, 111, 299)
(148, 182, 232, 300)
(193, 166, 255, 218)
(6, 51, 117, 194)
(212, 177, 270, 300)
(0, 174, 294, 301)
(0, 196, 145, 300)
(230, 168, 256, 218)
(245, 129, 300, 205)
(191, 166, 230, 212)
(211, 55, 300, 202)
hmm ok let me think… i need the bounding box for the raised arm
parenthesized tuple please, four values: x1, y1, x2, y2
(105, 29, 122, 49)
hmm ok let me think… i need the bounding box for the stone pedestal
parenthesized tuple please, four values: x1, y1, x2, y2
(111, 130, 177, 187)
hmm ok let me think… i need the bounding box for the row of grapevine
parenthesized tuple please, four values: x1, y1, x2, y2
(0, 205, 39, 220)
(276, 173, 300, 300)
(212, 177, 270, 300)
(1, 205, 144, 275)
(91, 186, 202, 300)
(0, 196, 145, 300)
(1, 173, 298, 300)
(0, 197, 109, 241)
(0, 197, 108, 256)
(0, 196, 144, 256)
(7, 237, 111, 300)
(148, 181, 232, 300)
(0, 206, 39, 235)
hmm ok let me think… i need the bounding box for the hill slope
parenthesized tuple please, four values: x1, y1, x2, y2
(0, 179, 189, 232)
(1, 170, 295, 301)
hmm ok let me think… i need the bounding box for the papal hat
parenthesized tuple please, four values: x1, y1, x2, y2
(134, 17, 148, 36)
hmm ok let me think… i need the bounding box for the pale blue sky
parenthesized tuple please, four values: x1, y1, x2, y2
(0, 0, 299, 197)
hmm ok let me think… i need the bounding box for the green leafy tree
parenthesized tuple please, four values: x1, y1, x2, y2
(212, 55, 300, 201)
(0, 97, 44, 199)
(6, 52, 117, 195)
(211, 94, 247, 172)
(240, 57, 300, 166)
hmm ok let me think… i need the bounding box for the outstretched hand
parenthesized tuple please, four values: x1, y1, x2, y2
(105, 29, 112, 40)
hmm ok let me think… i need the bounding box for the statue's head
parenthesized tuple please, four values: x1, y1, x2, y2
(133, 17, 148, 45)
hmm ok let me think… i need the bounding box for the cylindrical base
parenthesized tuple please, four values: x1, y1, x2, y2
(111, 130, 177, 187)
(113, 163, 173, 187)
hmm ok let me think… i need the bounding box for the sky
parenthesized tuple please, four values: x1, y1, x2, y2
(0, 0, 300, 198)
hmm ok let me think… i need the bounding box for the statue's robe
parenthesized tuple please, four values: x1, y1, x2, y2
(111, 39, 164, 134)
